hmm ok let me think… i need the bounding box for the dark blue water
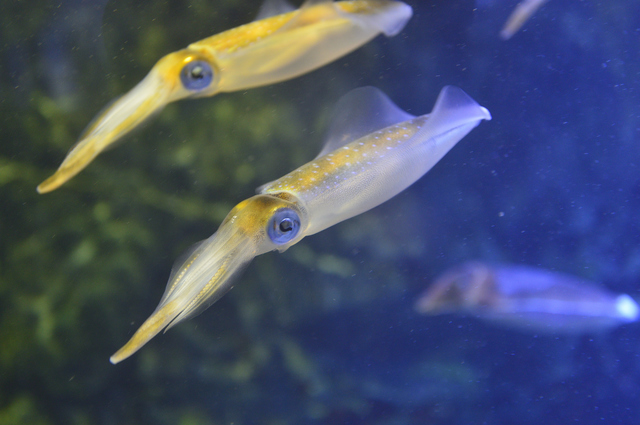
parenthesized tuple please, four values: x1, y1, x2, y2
(1, 0, 639, 424)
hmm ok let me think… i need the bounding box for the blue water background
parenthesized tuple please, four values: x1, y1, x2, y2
(0, 0, 639, 424)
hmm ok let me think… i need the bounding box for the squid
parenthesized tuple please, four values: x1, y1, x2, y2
(500, 0, 549, 40)
(109, 85, 491, 363)
(37, 0, 413, 193)
(415, 261, 639, 333)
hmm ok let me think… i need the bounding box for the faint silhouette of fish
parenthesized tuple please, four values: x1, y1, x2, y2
(415, 261, 639, 333)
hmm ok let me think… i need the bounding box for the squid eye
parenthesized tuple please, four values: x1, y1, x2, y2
(267, 208, 301, 245)
(180, 60, 213, 91)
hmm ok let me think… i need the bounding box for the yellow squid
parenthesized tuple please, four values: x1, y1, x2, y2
(109, 85, 491, 363)
(36, 0, 413, 193)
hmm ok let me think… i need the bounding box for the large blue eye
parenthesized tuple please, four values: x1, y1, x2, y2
(267, 208, 300, 245)
(180, 60, 213, 91)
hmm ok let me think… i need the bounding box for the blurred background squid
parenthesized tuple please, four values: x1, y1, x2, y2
(415, 261, 639, 334)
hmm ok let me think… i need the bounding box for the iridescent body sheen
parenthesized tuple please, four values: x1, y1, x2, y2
(109, 85, 491, 363)
(37, 0, 413, 193)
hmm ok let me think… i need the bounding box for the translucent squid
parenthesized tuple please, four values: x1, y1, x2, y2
(37, 0, 413, 193)
(415, 261, 639, 333)
(109, 85, 491, 363)
(500, 0, 549, 40)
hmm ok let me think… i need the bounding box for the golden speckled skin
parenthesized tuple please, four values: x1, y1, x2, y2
(37, 0, 413, 193)
(264, 119, 425, 194)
